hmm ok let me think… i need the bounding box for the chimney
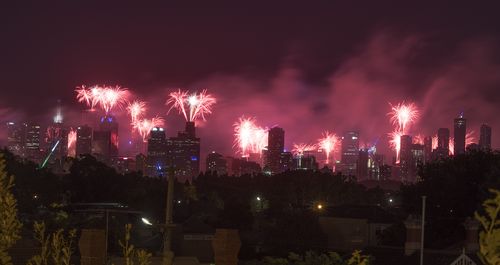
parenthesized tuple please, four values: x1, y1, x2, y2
(404, 215, 422, 256)
(464, 217, 479, 253)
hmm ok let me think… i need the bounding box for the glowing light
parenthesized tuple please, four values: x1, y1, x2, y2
(388, 130, 403, 163)
(233, 116, 268, 157)
(292, 143, 317, 156)
(166, 89, 216, 122)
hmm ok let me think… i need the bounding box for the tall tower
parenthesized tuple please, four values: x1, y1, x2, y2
(92, 115, 119, 162)
(25, 122, 42, 162)
(454, 113, 466, 155)
(6, 122, 26, 156)
(267, 127, 285, 174)
(399, 135, 413, 182)
(423, 136, 433, 162)
(166, 122, 201, 181)
(76, 125, 93, 156)
(479, 124, 492, 151)
(340, 131, 359, 176)
(146, 127, 168, 177)
(437, 128, 450, 158)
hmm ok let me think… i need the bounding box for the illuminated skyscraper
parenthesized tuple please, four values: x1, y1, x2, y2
(25, 123, 42, 162)
(6, 122, 26, 156)
(479, 124, 492, 150)
(267, 127, 285, 174)
(76, 125, 92, 156)
(146, 127, 168, 177)
(454, 114, 466, 155)
(340, 131, 359, 176)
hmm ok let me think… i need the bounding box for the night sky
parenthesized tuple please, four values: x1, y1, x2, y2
(1, 2, 500, 160)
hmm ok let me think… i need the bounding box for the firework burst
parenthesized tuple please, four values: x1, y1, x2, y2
(292, 143, 317, 156)
(388, 130, 403, 162)
(167, 89, 216, 122)
(233, 117, 268, 157)
(133, 116, 165, 142)
(318, 131, 340, 165)
(75, 85, 130, 114)
(127, 100, 146, 124)
(389, 102, 419, 134)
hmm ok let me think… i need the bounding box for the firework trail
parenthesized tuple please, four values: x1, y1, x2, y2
(432, 135, 438, 150)
(167, 89, 216, 122)
(75, 85, 130, 114)
(133, 117, 165, 142)
(413, 134, 424, 145)
(318, 131, 340, 165)
(67, 129, 77, 157)
(388, 130, 403, 162)
(388, 101, 420, 163)
(233, 117, 268, 157)
(127, 100, 146, 124)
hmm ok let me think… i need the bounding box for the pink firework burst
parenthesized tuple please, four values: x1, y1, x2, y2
(233, 116, 268, 157)
(292, 143, 317, 156)
(75, 85, 129, 114)
(389, 102, 419, 134)
(127, 100, 147, 124)
(133, 117, 165, 142)
(318, 131, 339, 164)
(167, 89, 216, 122)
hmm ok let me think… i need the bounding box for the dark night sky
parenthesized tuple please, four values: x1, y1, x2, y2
(1, 2, 500, 160)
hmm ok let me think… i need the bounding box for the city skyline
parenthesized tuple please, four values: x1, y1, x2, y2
(1, 3, 500, 162)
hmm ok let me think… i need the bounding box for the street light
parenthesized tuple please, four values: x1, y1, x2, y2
(142, 217, 153, 226)
(317, 204, 323, 210)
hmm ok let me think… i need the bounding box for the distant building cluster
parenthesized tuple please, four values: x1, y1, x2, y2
(5, 108, 493, 183)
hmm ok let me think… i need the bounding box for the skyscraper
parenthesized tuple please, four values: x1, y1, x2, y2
(479, 124, 492, 150)
(436, 128, 450, 158)
(423, 136, 433, 162)
(6, 122, 26, 156)
(76, 125, 92, 156)
(340, 131, 359, 176)
(146, 127, 168, 177)
(206, 152, 227, 175)
(454, 114, 466, 155)
(25, 123, 42, 161)
(92, 115, 119, 162)
(399, 135, 413, 182)
(267, 127, 285, 174)
(167, 122, 201, 181)
(356, 149, 369, 181)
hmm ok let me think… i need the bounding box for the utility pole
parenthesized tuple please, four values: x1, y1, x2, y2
(163, 167, 175, 265)
(420, 196, 426, 265)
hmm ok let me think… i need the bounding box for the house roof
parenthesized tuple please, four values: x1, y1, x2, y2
(323, 204, 397, 224)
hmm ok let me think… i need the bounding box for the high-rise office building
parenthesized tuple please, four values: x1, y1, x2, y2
(167, 122, 201, 180)
(6, 122, 26, 156)
(76, 125, 93, 156)
(454, 114, 466, 155)
(479, 124, 492, 150)
(340, 131, 359, 176)
(279, 151, 293, 172)
(436, 128, 450, 158)
(267, 127, 285, 174)
(206, 152, 227, 175)
(423, 136, 433, 162)
(357, 149, 369, 181)
(399, 135, 413, 182)
(146, 127, 168, 177)
(92, 116, 119, 162)
(25, 123, 42, 161)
